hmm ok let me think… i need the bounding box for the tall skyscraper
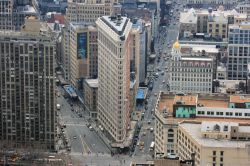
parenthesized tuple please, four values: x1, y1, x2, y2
(0, 0, 37, 30)
(228, 22, 250, 80)
(68, 22, 98, 87)
(96, 15, 132, 146)
(62, 0, 113, 86)
(0, 17, 56, 150)
(0, 0, 14, 30)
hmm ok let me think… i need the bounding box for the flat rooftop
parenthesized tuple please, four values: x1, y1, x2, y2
(230, 95, 250, 103)
(157, 93, 233, 114)
(181, 44, 219, 54)
(101, 15, 129, 36)
(198, 98, 228, 108)
(158, 95, 175, 114)
(174, 95, 197, 106)
(181, 57, 213, 61)
(179, 122, 250, 148)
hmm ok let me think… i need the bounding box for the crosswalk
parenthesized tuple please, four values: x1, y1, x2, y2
(64, 122, 86, 126)
(69, 152, 111, 157)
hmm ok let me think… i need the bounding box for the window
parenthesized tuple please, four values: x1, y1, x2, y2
(213, 151, 216, 155)
(213, 157, 216, 162)
(220, 151, 224, 156)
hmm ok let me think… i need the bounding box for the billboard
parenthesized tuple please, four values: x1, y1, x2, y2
(77, 32, 87, 59)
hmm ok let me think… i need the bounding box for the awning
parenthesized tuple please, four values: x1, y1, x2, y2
(136, 89, 145, 100)
(64, 85, 77, 98)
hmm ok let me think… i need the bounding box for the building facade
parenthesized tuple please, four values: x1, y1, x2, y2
(227, 22, 250, 80)
(68, 23, 98, 87)
(179, 8, 197, 38)
(169, 41, 213, 94)
(180, 8, 247, 36)
(0, 0, 37, 30)
(0, 17, 56, 150)
(62, 0, 113, 85)
(96, 15, 132, 147)
(83, 79, 98, 119)
(66, 0, 113, 25)
(207, 12, 228, 39)
(154, 92, 250, 159)
(178, 121, 250, 166)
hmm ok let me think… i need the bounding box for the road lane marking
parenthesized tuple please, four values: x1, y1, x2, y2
(80, 134, 92, 154)
(64, 123, 86, 126)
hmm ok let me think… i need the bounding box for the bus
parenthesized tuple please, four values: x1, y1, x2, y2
(149, 141, 155, 151)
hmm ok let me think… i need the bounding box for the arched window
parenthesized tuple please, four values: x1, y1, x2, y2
(168, 129, 174, 133)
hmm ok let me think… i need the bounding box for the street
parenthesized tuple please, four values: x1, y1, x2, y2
(132, 0, 182, 157)
(57, 89, 110, 156)
(56, 0, 183, 165)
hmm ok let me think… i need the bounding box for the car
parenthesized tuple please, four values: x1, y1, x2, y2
(162, 80, 166, 84)
(148, 120, 151, 124)
(73, 136, 77, 139)
(150, 128, 154, 132)
(139, 141, 144, 146)
(161, 71, 164, 75)
(89, 126, 94, 131)
(154, 93, 157, 96)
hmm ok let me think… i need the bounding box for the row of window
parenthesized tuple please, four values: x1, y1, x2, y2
(197, 110, 250, 117)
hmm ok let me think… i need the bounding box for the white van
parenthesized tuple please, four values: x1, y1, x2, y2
(56, 104, 61, 110)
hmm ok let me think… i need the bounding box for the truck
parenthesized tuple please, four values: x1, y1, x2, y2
(56, 104, 61, 110)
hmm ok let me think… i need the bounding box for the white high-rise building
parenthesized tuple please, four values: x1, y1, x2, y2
(96, 15, 132, 147)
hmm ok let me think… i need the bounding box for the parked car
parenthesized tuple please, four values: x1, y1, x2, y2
(89, 126, 94, 131)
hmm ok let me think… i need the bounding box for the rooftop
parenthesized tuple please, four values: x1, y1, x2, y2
(181, 57, 213, 61)
(85, 79, 98, 88)
(201, 121, 238, 133)
(179, 122, 250, 148)
(198, 98, 228, 108)
(229, 21, 250, 29)
(157, 93, 234, 115)
(230, 95, 250, 103)
(181, 44, 219, 54)
(16, 5, 36, 13)
(174, 95, 197, 106)
(100, 15, 129, 36)
(180, 8, 197, 24)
